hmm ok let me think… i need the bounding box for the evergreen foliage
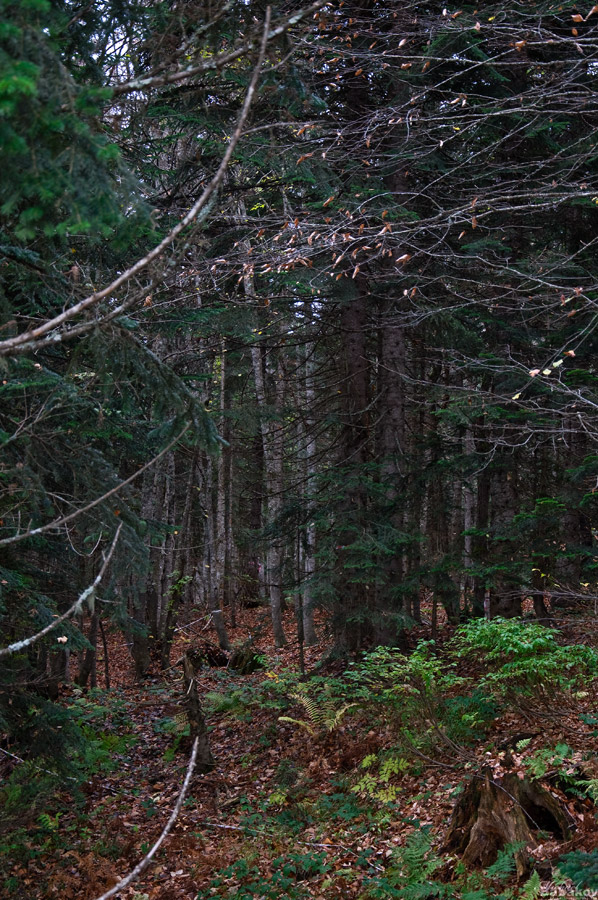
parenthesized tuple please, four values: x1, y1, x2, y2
(557, 851, 598, 891)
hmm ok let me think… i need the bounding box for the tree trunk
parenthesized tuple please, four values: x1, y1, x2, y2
(251, 338, 287, 647)
(300, 331, 318, 645)
(334, 286, 370, 652)
(489, 452, 522, 618)
(76, 612, 98, 688)
(214, 339, 230, 630)
(182, 652, 215, 774)
(376, 305, 408, 640)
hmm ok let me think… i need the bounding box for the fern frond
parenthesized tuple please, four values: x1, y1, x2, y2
(520, 870, 541, 900)
(284, 687, 356, 735)
(327, 702, 356, 730)
(289, 689, 326, 730)
(278, 715, 316, 735)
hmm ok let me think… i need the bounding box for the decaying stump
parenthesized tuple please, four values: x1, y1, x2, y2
(186, 641, 228, 669)
(182, 651, 215, 774)
(442, 767, 571, 878)
(228, 640, 265, 674)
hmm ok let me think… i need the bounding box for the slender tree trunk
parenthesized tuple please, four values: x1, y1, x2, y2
(300, 332, 318, 645)
(226, 440, 236, 627)
(205, 454, 231, 650)
(251, 339, 287, 647)
(462, 422, 476, 612)
(77, 612, 98, 688)
(214, 340, 229, 625)
(334, 286, 370, 652)
(98, 615, 110, 690)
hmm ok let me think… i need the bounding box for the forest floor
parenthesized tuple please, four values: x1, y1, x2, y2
(4, 604, 598, 900)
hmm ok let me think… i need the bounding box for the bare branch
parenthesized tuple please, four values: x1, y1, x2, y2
(110, 0, 329, 96)
(0, 523, 122, 659)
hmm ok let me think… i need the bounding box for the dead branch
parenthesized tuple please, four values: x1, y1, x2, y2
(0, 524, 122, 659)
(93, 735, 200, 900)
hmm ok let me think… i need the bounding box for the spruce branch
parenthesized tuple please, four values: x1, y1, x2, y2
(0, 7, 273, 357)
(0, 425, 190, 548)
(0, 523, 122, 659)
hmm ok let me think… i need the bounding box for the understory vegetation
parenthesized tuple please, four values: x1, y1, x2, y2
(2, 612, 598, 899)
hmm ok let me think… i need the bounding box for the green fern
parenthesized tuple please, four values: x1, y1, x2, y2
(484, 842, 523, 881)
(277, 715, 317, 736)
(37, 812, 60, 832)
(583, 777, 598, 803)
(278, 685, 355, 735)
(520, 870, 541, 900)
(353, 752, 409, 803)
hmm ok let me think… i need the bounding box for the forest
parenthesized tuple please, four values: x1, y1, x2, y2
(3, 0, 598, 896)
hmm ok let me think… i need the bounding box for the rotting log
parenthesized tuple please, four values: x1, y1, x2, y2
(182, 651, 214, 774)
(442, 767, 572, 878)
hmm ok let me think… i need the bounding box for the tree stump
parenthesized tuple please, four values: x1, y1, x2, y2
(228, 640, 265, 674)
(186, 641, 229, 669)
(442, 767, 571, 878)
(182, 652, 215, 774)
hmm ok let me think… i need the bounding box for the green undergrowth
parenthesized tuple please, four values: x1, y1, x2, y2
(0, 688, 138, 896)
(198, 618, 598, 899)
(2, 617, 597, 897)
(199, 829, 547, 900)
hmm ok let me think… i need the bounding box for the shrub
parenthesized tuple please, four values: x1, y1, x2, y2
(450, 618, 598, 715)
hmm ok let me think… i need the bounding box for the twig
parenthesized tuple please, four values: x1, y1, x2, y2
(0, 746, 78, 782)
(93, 736, 200, 900)
(0, 524, 122, 658)
(111, 0, 329, 96)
